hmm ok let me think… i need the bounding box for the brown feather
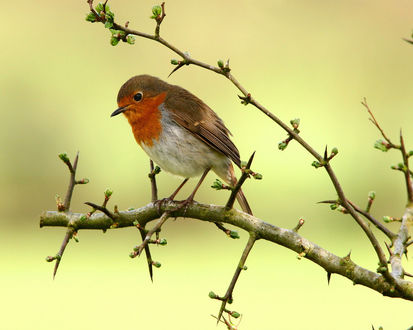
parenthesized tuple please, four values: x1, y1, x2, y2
(165, 85, 241, 168)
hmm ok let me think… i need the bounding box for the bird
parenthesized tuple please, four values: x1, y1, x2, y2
(110, 75, 252, 280)
(111, 74, 252, 216)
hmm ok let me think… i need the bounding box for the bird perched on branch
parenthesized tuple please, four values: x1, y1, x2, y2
(111, 74, 252, 215)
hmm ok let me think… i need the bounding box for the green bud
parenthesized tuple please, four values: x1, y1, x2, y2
(211, 178, 224, 190)
(330, 204, 338, 210)
(171, 59, 179, 65)
(85, 12, 97, 22)
(152, 261, 161, 268)
(228, 297, 233, 304)
(368, 191, 376, 200)
(377, 266, 387, 273)
(104, 20, 113, 29)
(390, 165, 397, 170)
(95, 2, 104, 13)
(151, 5, 162, 18)
(133, 245, 139, 252)
(253, 172, 263, 180)
(129, 252, 136, 258)
(80, 215, 87, 221)
(240, 160, 247, 168)
(133, 220, 139, 226)
(105, 11, 114, 21)
(55, 254, 62, 261)
(278, 141, 288, 150)
(159, 238, 167, 246)
(45, 256, 55, 262)
(331, 147, 338, 155)
(231, 311, 240, 319)
(73, 236, 79, 243)
(154, 166, 161, 174)
(217, 59, 224, 68)
(383, 216, 392, 223)
(58, 152, 69, 163)
(408, 150, 413, 157)
(374, 139, 389, 152)
(243, 266, 248, 270)
(126, 35, 135, 45)
(208, 291, 217, 299)
(290, 118, 300, 128)
(128, 207, 135, 211)
(104, 188, 113, 198)
(229, 230, 240, 239)
(398, 163, 404, 169)
(311, 161, 322, 168)
(110, 36, 120, 46)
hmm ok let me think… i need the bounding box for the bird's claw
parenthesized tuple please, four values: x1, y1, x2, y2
(154, 197, 173, 215)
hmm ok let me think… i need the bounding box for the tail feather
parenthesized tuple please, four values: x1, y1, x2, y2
(236, 188, 252, 215)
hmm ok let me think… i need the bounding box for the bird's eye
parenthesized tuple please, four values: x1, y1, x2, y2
(133, 92, 143, 102)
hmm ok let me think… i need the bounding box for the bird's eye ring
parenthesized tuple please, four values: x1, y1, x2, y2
(133, 92, 143, 102)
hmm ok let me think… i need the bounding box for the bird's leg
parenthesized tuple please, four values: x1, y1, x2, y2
(155, 178, 189, 214)
(177, 168, 210, 210)
(169, 178, 189, 200)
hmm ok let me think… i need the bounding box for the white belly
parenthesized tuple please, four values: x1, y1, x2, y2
(140, 112, 230, 180)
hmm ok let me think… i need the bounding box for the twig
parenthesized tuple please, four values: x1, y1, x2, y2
(216, 233, 256, 323)
(215, 222, 240, 239)
(226, 152, 255, 210)
(293, 218, 305, 232)
(148, 160, 158, 202)
(346, 200, 396, 240)
(361, 98, 398, 148)
(400, 131, 413, 203)
(130, 211, 170, 257)
(46, 227, 75, 279)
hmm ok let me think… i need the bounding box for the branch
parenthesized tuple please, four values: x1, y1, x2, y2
(84, 1, 390, 276)
(40, 202, 413, 301)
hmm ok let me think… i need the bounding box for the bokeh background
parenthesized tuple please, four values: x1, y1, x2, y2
(2, 0, 413, 329)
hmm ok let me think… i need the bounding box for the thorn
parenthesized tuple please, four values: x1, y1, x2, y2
(327, 272, 332, 285)
(168, 61, 186, 77)
(323, 145, 328, 160)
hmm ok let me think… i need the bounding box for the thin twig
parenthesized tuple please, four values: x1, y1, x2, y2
(400, 131, 413, 203)
(226, 152, 255, 210)
(149, 160, 158, 202)
(52, 228, 75, 279)
(361, 98, 398, 148)
(63, 152, 79, 211)
(132, 211, 170, 257)
(216, 233, 256, 323)
(347, 200, 396, 240)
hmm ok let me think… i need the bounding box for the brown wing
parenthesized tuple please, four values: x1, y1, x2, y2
(165, 85, 241, 168)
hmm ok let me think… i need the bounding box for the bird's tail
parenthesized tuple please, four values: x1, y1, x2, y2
(228, 164, 253, 215)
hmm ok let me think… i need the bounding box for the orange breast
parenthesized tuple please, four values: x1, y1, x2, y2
(120, 92, 167, 147)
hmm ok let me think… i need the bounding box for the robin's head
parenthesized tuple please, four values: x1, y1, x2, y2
(111, 75, 170, 119)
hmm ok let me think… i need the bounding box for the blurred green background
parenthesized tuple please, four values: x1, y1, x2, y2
(2, 0, 413, 329)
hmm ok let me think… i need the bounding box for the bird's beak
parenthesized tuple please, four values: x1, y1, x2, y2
(111, 105, 128, 117)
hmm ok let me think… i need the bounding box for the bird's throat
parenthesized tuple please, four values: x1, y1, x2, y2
(124, 92, 166, 147)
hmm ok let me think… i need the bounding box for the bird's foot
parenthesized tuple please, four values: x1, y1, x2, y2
(173, 196, 195, 215)
(154, 197, 174, 215)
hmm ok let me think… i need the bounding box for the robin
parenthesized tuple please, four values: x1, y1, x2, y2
(111, 74, 252, 214)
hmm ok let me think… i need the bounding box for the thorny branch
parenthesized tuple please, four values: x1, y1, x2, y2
(40, 202, 413, 301)
(39, 0, 413, 325)
(84, 0, 392, 276)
